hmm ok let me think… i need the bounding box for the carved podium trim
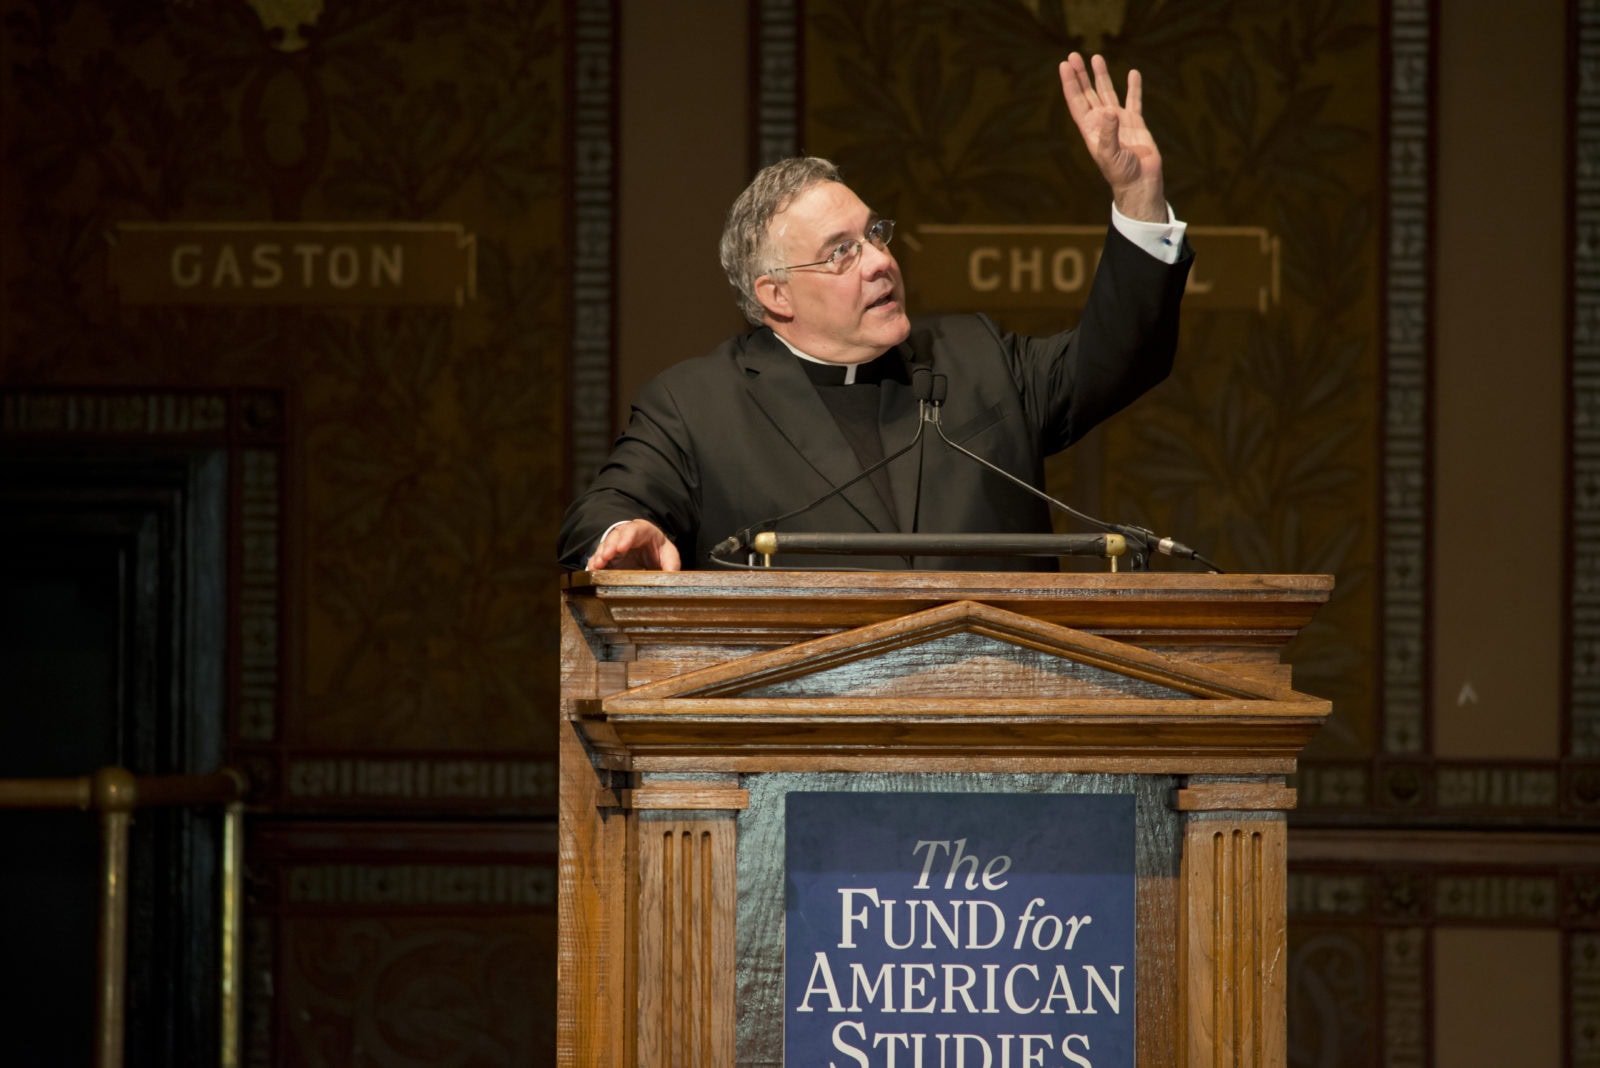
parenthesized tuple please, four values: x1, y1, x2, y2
(585, 600, 1329, 775)
(632, 814, 738, 1065)
(1178, 780, 1294, 1067)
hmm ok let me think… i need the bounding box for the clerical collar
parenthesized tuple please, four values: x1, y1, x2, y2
(770, 331, 884, 385)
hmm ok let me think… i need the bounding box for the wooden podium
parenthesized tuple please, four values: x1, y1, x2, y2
(558, 571, 1332, 1067)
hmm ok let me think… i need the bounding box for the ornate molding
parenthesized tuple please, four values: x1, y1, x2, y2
(1573, 0, 1600, 757)
(1573, 933, 1600, 1067)
(284, 756, 557, 808)
(0, 390, 230, 433)
(753, 0, 801, 166)
(285, 864, 556, 908)
(1433, 875, 1558, 922)
(1381, 927, 1426, 1068)
(245, 917, 275, 1068)
(569, 0, 617, 495)
(1293, 869, 1600, 928)
(1382, 0, 1432, 757)
(239, 448, 281, 743)
(1298, 759, 1600, 820)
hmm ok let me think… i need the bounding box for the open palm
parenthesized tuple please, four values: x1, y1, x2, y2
(1059, 52, 1166, 223)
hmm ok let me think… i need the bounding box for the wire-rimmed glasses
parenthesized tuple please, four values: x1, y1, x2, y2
(768, 218, 896, 275)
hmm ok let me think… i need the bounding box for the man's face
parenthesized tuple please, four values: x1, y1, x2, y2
(758, 181, 911, 365)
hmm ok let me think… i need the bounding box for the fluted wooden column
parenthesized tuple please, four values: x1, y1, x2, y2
(626, 782, 747, 1067)
(1177, 778, 1295, 1068)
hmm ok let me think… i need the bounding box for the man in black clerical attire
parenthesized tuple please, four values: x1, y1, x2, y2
(558, 53, 1193, 572)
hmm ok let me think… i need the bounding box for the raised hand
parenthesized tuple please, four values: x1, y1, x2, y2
(1059, 52, 1166, 223)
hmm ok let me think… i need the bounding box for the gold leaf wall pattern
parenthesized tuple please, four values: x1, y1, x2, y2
(801, 0, 1379, 755)
(0, 1, 567, 756)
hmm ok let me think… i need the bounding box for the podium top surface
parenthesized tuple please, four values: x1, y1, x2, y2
(562, 569, 1331, 594)
(562, 570, 1333, 648)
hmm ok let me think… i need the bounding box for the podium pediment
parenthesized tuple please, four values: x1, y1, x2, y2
(607, 599, 1297, 706)
(580, 600, 1329, 772)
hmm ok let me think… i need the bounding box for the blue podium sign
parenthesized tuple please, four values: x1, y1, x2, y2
(785, 792, 1135, 1068)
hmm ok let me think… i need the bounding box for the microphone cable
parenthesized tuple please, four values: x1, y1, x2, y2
(708, 367, 940, 568)
(921, 372, 1222, 572)
(709, 367, 1222, 573)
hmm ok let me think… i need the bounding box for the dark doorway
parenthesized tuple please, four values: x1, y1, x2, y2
(0, 446, 227, 1067)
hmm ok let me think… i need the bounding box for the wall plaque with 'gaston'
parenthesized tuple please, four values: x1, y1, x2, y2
(108, 222, 476, 307)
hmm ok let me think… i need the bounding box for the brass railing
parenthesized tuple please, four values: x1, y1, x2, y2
(0, 767, 248, 1068)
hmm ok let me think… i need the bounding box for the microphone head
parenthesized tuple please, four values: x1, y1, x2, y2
(710, 531, 747, 557)
(912, 365, 933, 402)
(931, 373, 948, 405)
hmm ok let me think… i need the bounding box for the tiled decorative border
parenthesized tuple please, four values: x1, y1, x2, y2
(1574, 932, 1600, 1067)
(1295, 870, 1600, 927)
(1382, 0, 1432, 757)
(239, 448, 281, 742)
(285, 864, 556, 907)
(1298, 759, 1600, 820)
(1572, 0, 1600, 757)
(283, 756, 558, 808)
(568, 0, 617, 495)
(1382, 927, 1427, 1068)
(753, 0, 801, 166)
(245, 917, 274, 1068)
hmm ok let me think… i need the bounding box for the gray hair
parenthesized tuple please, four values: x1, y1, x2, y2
(718, 156, 841, 324)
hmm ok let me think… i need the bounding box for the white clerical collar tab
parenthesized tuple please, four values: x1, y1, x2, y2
(772, 332, 859, 384)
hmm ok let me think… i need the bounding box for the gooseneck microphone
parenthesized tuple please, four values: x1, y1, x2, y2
(709, 367, 941, 562)
(917, 372, 1221, 572)
(710, 366, 1220, 572)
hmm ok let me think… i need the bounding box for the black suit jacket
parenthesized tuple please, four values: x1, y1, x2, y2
(558, 225, 1192, 570)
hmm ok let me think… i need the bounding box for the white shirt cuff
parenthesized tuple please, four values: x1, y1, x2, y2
(1111, 202, 1186, 265)
(593, 520, 631, 559)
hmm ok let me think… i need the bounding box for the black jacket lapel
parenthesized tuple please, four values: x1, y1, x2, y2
(738, 331, 899, 533)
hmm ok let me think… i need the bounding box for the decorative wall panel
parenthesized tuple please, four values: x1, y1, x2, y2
(2, 2, 571, 1063)
(251, 821, 557, 1068)
(0, 0, 568, 791)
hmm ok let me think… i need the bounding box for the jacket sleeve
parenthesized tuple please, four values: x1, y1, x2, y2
(1001, 223, 1193, 455)
(555, 373, 702, 569)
